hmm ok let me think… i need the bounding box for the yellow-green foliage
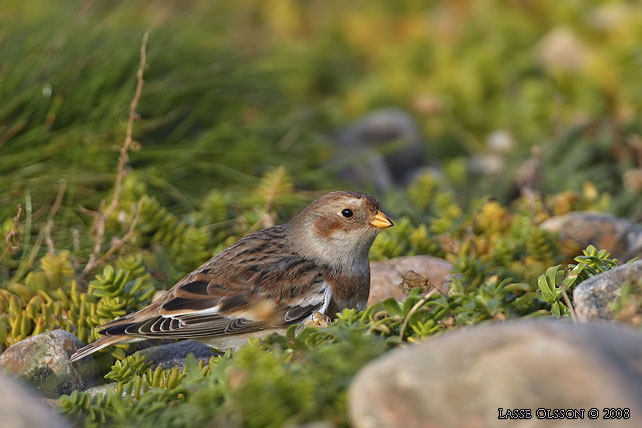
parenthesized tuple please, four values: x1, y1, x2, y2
(378, 173, 566, 289)
(61, 353, 190, 427)
(138, 196, 212, 273)
(253, 166, 295, 208)
(0, 253, 158, 356)
(0, 183, 626, 427)
(370, 217, 443, 260)
(0, 162, 624, 427)
(196, 190, 229, 225)
(104, 352, 186, 397)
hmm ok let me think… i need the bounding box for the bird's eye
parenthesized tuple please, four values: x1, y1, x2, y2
(341, 209, 353, 218)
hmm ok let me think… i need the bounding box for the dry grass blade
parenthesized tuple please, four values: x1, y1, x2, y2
(45, 180, 68, 254)
(82, 28, 150, 277)
(247, 167, 292, 233)
(561, 288, 578, 322)
(0, 119, 26, 149)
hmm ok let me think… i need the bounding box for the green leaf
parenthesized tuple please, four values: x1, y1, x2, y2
(538, 274, 554, 301)
(551, 301, 561, 317)
(382, 298, 404, 317)
(545, 265, 561, 290)
(183, 353, 202, 382)
(562, 262, 585, 290)
(448, 276, 464, 295)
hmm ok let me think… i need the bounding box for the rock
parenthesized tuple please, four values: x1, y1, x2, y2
(349, 319, 642, 428)
(0, 330, 97, 398)
(368, 256, 452, 306)
(486, 130, 514, 153)
(82, 382, 119, 398)
(0, 374, 69, 428)
(574, 260, 642, 321)
(537, 27, 590, 72)
(41, 397, 61, 409)
(334, 108, 424, 192)
(468, 153, 504, 176)
(82, 382, 167, 400)
(137, 340, 218, 369)
(540, 211, 642, 260)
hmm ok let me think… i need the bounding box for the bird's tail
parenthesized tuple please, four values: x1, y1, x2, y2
(69, 335, 126, 362)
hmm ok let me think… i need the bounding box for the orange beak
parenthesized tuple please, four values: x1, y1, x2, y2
(370, 211, 394, 229)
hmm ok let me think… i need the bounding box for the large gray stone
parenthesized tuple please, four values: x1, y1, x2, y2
(334, 108, 424, 192)
(540, 212, 642, 261)
(82, 382, 163, 399)
(350, 319, 642, 428)
(0, 330, 97, 398)
(0, 373, 69, 428)
(81, 382, 119, 398)
(574, 260, 642, 321)
(137, 339, 218, 369)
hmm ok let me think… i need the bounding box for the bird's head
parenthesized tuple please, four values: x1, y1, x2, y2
(288, 190, 393, 270)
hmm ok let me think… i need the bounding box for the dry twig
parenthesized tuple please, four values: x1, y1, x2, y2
(561, 288, 578, 323)
(82, 29, 150, 277)
(397, 271, 448, 340)
(398, 289, 438, 341)
(44, 181, 68, 254)
(94, 200, 142, 268)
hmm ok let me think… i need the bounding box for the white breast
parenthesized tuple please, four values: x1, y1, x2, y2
(319, 282, 332, 315)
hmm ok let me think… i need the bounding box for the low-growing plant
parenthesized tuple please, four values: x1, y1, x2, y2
(537, 245, 620, 318)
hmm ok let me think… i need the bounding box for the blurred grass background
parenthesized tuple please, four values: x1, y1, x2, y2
(2, 0, 642, 240)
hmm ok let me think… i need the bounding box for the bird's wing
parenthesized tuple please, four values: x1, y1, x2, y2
(97, 225, 329, 340)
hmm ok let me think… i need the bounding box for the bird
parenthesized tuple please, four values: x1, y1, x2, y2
(70, 190, 393, 362)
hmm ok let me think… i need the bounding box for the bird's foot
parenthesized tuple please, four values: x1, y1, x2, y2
(303, 312, 331, 328)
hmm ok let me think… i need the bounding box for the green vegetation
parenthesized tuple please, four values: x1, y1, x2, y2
(2, 0, 642, 426)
